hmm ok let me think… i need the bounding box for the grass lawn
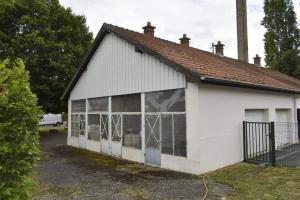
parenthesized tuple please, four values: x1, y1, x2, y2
(38, 125, 66, 133)
(211, 163, 300, 200)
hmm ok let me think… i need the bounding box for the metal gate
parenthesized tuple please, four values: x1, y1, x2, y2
(243, 121, 276, 166)
(145, 114, 161, 166)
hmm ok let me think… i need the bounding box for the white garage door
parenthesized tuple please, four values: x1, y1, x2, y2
(245, 109, 268, 122)
(275, 109, 291, 148)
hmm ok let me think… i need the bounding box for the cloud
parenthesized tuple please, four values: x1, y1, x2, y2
(59, 0, 300, 65)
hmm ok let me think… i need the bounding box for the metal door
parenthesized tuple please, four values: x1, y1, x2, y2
(145, 114, 161, 166)
(78, 114, 86, 148)
(100, 114, 110, 154)
(111, 114, 122, 157)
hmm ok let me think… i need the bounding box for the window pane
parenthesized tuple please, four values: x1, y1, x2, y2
(79, 114, 86, 136)
(123, 115, 141, 149)
(88, 97, 108, 112)
(71, 100, 86, 113)
(101, 115, 109, 140)
(112, 94, 141, 112)
(173, 114, 187, 157)
(112, 115, 122, 141)
(145, 89, 185, 112)
(88, 114, 100, 141)
(71, 114, 79, 137)
(161, 114, 173, 155)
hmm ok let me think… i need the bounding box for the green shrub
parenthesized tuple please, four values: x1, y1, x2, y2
(0, 59, 41, 199)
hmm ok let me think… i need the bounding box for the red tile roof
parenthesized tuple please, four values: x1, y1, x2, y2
(62, 23, 300, 100)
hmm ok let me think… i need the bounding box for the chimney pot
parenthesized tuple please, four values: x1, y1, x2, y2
(215, 41, 225, 56)
(179, 34, 190, 47)
(143, 22, 156, 37)
(253, 54, 261, 66)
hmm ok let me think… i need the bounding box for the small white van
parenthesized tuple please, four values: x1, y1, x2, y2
(39, 114, 62, 126)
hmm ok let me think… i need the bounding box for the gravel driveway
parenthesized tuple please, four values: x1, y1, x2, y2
(36, 129, 232, 200)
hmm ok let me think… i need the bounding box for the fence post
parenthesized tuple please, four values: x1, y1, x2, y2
(243, 121, 247, 161)
(270, 122, 276, 166)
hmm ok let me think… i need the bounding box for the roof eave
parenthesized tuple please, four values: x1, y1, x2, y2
(200, 76, 300, 95)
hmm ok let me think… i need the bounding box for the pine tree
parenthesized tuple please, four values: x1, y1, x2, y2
(262, 0, 300, 78)
(0, 0, 93, 112)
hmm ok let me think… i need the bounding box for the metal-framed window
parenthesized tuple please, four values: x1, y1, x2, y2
(145, 89, 187, 157)
(111, 94, 142, 149)
(87, 97, 109, 141)
(71, 113, 85, 137)
(71, 99, 86, 138)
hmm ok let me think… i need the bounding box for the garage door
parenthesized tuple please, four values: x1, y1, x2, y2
(276, 109, 290, 148)
(245, 109, 268, 122)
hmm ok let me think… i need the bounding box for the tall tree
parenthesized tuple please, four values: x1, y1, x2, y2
(0, 0, 93, 112)
(262, 0, 300, 78)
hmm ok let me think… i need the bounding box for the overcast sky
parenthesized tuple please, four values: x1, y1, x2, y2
(59, 0, 300, 65)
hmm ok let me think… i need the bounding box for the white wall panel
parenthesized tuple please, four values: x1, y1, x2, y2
(70, 33, 186, 100)
(186, 82, 296, 174)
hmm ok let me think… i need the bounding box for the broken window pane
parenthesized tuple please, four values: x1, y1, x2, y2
(71, 99, 86, 113)
(101, 114, 109, 140)
(123, 115, 141, 149)
(112, 94, 141, 112)
(88, 114, 100, 141)
(145, 115, 160, 148)
(145, 89, 185, 112)
(161, 114, 173, 155)
(88, 97, 108, 112)
(173, 114, 187, 157)
(112, 115, 122, 141)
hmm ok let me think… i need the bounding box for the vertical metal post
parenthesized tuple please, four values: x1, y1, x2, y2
(141, 93, 146, 159)
(243, 121, 247, 161)
(85, 99, 88, 147)
(108, 97, 112, 155)
(270, 122, 276, 166)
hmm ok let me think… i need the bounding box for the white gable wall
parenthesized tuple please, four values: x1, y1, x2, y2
(70, 33, 186, 100)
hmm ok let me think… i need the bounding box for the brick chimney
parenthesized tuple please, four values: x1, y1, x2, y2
(253, 54, 261, 66)
(179, 34, 190, 47)
(143, 22, 156, 37)
(215, 41, 225, 56)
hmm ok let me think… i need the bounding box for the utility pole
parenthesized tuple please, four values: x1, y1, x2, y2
(236, 0, 249, 63)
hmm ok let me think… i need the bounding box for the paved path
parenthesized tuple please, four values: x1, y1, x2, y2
(36, 130, 231, 200)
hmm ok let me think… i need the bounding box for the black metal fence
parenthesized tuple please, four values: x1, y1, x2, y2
(243, 121, 300, 167)
(243, 121, 275, 166)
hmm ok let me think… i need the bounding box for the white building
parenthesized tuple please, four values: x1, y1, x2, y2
(62, 22, 300, 174)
